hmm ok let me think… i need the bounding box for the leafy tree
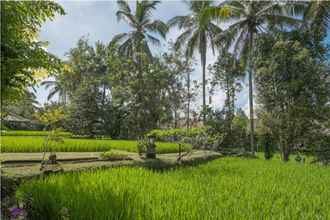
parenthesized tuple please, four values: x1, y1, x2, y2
(203, 1, 301, 154)
(1, 89, 39, 120)
(168, 1, 222, 123)
(303, 1, 330, 44)
(162, 44, 195, 128)
(111, 0, 168, 60)
(209, 52, 243, 133)
(255, 39, 330, 161)
(109, 49, 185, 137)
(1, 1, 65, 102)
(35, 103, 66, 130)
(68, 78, 103, 136)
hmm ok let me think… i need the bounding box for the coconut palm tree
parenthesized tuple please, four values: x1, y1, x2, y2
(168, 1, 222, 123)
(111, 0, 168, 60)
(203, 1, 301, 154)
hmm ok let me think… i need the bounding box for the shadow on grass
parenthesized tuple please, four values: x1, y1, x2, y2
(133, 154, 221, 172)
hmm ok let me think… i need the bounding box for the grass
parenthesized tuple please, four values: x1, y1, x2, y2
(0, 130, 72, 137)
(16, 157, 330, 220)
(1, 136, 191, 153)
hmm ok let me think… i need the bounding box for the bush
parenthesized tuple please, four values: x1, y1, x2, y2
(147, 127, 208, 142)
(147, 127, 214, 150)
(137, 139, 147, 156)
(315, 135, 330, 165)
(259, 133, 274, 160)
(100, 150, 131, 160)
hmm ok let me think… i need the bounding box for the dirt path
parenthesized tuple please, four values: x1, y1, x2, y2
(1, 150, 221, 178)
(0, 152, 102, 161)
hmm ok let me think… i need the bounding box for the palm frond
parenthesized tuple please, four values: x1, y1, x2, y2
(118, 38, 133, 57)
(168, 15, 193, 29)
(110, 33, 129, 46)
(207, 22, 223, 54)
(116, 10, 136, 26)
(136, 0, 160, 23)
(174, 28, 193, 51)
(146, 34, 160, 46)
(145, 20, 168, 39)
(117, 0, 131, 14)
(47, 87, 60, 101)
(305, 1, 330, 32)
(41, 80, 56, 90)
(263, 14, 302, 29)
(185, 31, 200, 58)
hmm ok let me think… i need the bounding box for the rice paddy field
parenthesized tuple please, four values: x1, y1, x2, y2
(1, 130, 72, 137)
(1, 136, 190, 153)
(17, 157, 330, 220)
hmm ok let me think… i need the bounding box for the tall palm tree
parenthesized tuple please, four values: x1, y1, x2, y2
(203, 1, 301, 154)
(168, 1, 222, 123)
(111, 0, 168, 60)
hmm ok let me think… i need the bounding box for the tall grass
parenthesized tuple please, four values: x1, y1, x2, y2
(0, 130, 72, 137)
(1, 136, 190, 153)
(17, 157, 330, 220)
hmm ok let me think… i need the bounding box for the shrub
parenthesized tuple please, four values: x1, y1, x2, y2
(100, 150, 131, 160)
(147, 127, 208, 142)
(259, 133, 274, 160)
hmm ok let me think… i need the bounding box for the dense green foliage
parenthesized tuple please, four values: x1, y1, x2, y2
(203, 1, 303, 153)
(100, 150, 131, 160)
(1, 136, 190, 153)
(17, 158, 330, 220)
(255, 36, 330, 161)
(148, 127, 207, 140)
(1, 1, 65, 102)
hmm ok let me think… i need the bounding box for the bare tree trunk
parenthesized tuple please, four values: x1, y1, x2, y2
(281, 139, 290, 162)
(174, 110, 178, 128)
(249, 32, 255, 155)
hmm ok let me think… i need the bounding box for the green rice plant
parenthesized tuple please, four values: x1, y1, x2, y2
(17, 157, 330, 220)
(1, 136, 191, 153)
(0, 130, 72, 137)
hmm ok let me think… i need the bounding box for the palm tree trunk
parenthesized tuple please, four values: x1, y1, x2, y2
(102, 84, 106, 106)
(201, 50, 207, 123)
(248, 32, 255, 154)
(187, 71, 191, 130)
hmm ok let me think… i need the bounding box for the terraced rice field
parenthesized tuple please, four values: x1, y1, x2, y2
(1, 136, 190, 153)
(17, 157, 330, 220)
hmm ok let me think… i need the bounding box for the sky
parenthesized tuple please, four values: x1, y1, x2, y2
(36, 0, 329, 114)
